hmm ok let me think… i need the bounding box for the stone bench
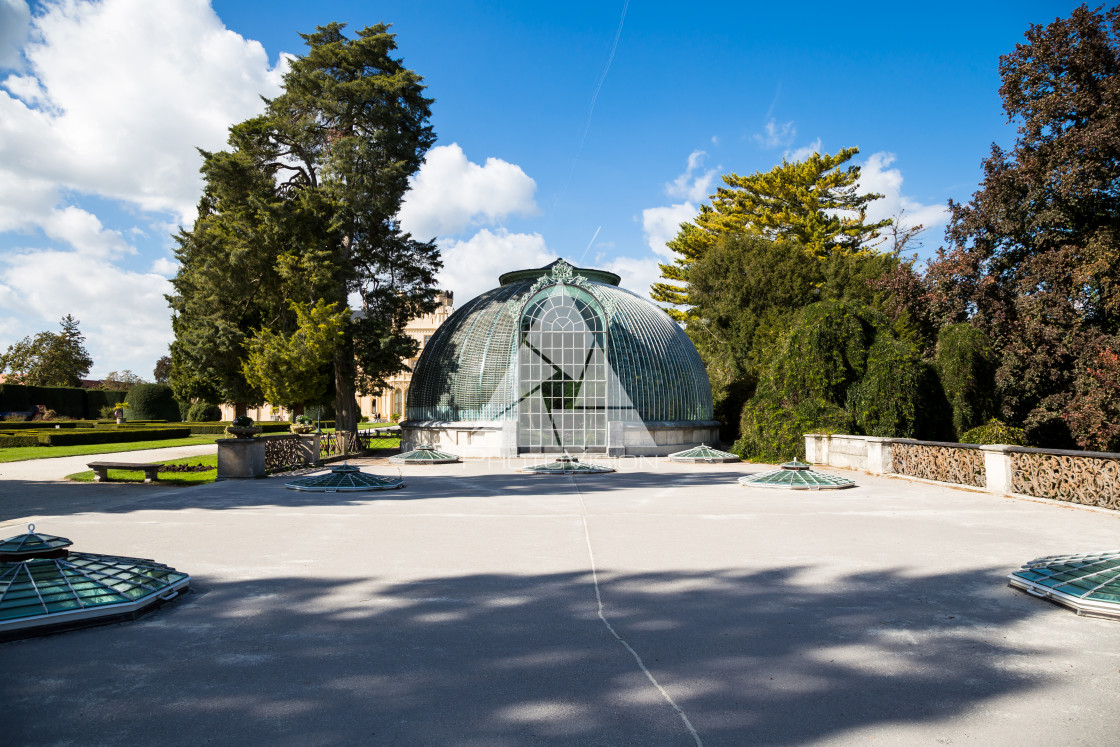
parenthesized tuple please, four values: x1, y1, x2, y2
(86, 461, 162, 483)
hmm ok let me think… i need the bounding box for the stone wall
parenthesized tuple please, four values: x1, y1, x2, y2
(804, 434, 1120, 511)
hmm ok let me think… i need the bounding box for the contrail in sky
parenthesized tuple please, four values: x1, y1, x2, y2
(552, 1, 629, 212)
(580, 0, 629, 147)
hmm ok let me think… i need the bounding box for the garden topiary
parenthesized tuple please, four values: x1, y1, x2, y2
(124, 383, 181, 421)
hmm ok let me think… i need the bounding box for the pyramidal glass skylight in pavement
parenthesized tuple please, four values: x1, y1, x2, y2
(285, 463, 405, 492)
(390, 444, 461, 464)
(1009, 550, 1120, 620)
(0, 524, 189, 640)
(738, 459, 856, 490)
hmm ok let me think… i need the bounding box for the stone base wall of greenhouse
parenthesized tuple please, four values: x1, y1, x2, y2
(401, 420, 722, 458)
(805, 433, 1120, 511)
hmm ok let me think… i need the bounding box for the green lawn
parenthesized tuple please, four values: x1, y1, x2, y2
(66, 454, 219, 486)
(0, 434, 222, 463)
(1, 423, 397, 465)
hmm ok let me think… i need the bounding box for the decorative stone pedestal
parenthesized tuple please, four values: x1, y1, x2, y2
(216, 438, 266, 479)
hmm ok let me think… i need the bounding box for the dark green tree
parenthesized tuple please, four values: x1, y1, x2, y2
(168, 23, 440, 440)
(934, 323, 998, 439)
(925, 4, 1120, 446)
(0, 315, 93, 387)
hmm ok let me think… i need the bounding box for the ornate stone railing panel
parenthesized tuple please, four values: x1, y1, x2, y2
(1011, 451, 1120, 510)
(891, 442, 985, 487)
(263, 435, 309, 473)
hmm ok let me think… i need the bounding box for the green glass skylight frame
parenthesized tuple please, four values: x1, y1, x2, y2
(739, 461, 856, 490)
(669, 444, 740, 463)
(389, 444, 461, 464)
(519, 454, 615, 475)
(1009, 550, 1120, 620)
(285, 463, 405, 492)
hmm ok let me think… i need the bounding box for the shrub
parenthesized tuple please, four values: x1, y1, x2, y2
(935, 323, 997, 439)
(846, 335, 924, 438)
(186, 402, 223, 421)
(125, 383, 181, 421)
(733, 398, 851, 462)
(959, 418, 1027, 446)
(232, 415, 254, 427)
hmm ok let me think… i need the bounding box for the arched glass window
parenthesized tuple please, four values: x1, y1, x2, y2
(517, 286, 607, 452)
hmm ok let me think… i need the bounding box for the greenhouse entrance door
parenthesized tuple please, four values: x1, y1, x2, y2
(517, 287, 608, 453)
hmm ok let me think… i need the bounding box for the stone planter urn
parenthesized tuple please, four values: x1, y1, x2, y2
(224, 426, 262, 439)
(289, 424, 314, 434)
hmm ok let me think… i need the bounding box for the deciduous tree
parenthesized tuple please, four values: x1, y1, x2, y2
(0, 315, 93, 387)
(926, 4, 1120, 445)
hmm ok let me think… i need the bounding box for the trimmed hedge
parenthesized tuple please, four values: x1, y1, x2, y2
(37, 427, 191, 446)
(0, 384, 127, 419)
(125, 384, 181, 421)
(0, 433, 39, 447)
(0, 421, 83, 429)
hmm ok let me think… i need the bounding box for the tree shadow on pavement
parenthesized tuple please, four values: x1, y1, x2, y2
(2, 563, 1068, 746)
(0, 469, 755, 523)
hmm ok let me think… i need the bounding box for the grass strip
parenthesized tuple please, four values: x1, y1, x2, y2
(66, 454, 218, 486)
(0, 434, 222, 463)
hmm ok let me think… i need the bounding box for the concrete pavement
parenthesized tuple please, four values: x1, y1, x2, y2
(2, 456, 1119, 745)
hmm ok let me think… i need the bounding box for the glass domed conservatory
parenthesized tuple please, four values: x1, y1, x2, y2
(402, 259, 719, 457)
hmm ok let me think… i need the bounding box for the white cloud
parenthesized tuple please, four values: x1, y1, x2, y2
(150, 257, 179, 277)
(784, 138, 822, 163)
(398, 143, 538, 239)
(0, 0, 290, 225)
(664, 149, 717, 203)
(859, 152, 948, 238)
(641, 202, 697, 259)
(436, 228, 553, 304)
(754, 118, 795, 149)
(43, 206, 133, 258)
(0, 249, 173, 377)
(600, 255, 662, 302)
(0, 0, 29, 69)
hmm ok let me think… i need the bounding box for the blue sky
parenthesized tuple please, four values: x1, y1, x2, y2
(0, 0, 1084, 378)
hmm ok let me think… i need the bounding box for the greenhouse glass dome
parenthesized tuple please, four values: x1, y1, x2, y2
(403, 260, 718, 456)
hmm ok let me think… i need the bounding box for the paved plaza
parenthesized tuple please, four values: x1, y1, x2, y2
(2, 455, 1120, 745)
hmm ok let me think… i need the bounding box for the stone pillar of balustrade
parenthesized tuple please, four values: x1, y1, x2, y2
(804, 433, 830, 465)
(864, 437, 894, 475)
(979, 444, 1014, 494)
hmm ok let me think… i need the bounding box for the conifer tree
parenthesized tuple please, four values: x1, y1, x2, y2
(651, 148, 890, 319)
(169, 23, 440, 440)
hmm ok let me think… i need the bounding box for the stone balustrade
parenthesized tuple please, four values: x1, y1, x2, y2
(217, 433, 321, 479)
(804, 433, 1120, 511)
